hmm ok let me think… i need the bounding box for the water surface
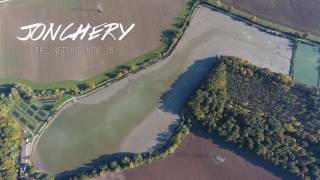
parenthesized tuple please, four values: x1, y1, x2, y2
(35, 7, 294, 175)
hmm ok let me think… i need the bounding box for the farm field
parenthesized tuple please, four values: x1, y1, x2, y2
(33, 6, 294, 176)
(0, 0, 188, 82)
(293, 42, 320, 86)
(101, 129, 296, 180)
(219, 0, 320, 36)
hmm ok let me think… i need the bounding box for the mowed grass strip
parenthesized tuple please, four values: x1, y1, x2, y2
(10, 107, 38, 133)
(293, 42, 320, 86)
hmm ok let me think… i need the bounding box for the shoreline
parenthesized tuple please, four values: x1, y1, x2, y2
(122, 4, 293, 153)
(32, 4, 294, 175)
(30, 2, 200, 174)
(30, 52, 176, 174)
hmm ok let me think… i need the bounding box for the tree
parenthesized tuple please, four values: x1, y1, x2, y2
(130, 64, 137, 72)
(110, 161, 118, 170)
(161, 30, 177, 44)
(121, 157, 131, 167)
(71, 87, 80, 95)
(250, 15, 257, 22)
(0, 116, 22, 180)
(302, 32, 311, 39)
(185, 56, 320, 179)
(89, 83, 97, 90)
(117, 72, 124, 78)
(294, 32, 303, 38)
(227, 5, 234, 11)
(133, 154, 144, 166)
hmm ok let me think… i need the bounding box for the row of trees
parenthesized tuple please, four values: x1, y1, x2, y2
(186, 56, 320, 179)
(61, 125, 190, 179)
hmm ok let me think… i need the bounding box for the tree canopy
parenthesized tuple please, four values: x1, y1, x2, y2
(0, 116, 22, 179)
(186, 56, 320, 179)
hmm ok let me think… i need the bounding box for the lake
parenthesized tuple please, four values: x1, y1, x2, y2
(34, 7, 293, 175)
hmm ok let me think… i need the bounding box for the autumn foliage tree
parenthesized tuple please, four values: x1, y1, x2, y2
(186, 56, 320, 179)
(0, 116, 22, 179)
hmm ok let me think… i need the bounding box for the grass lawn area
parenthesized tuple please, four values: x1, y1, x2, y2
(293, 42, 320, 86)
(9, 99, 51, 134)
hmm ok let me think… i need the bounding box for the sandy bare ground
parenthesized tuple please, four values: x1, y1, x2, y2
(120, 6, 292, 153)
(0, 0, 187, 82)
(100, 129, 297, 180)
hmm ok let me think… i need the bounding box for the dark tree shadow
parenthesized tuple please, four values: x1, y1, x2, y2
(159, 57, 217, 114)
(161, 30, 177, 44)
(151, 123, 180, 151)
(55, 152, 135, 179)
(160, 0, 196, 44)
(49, 56, 300, 179)
(151, 57, 218, 151)
(53, 57, 217, 178)
(191, 124, 299, 180)
(0, 83, 14, 95)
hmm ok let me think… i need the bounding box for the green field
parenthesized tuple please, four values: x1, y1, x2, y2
(293, 42, 320, 86)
